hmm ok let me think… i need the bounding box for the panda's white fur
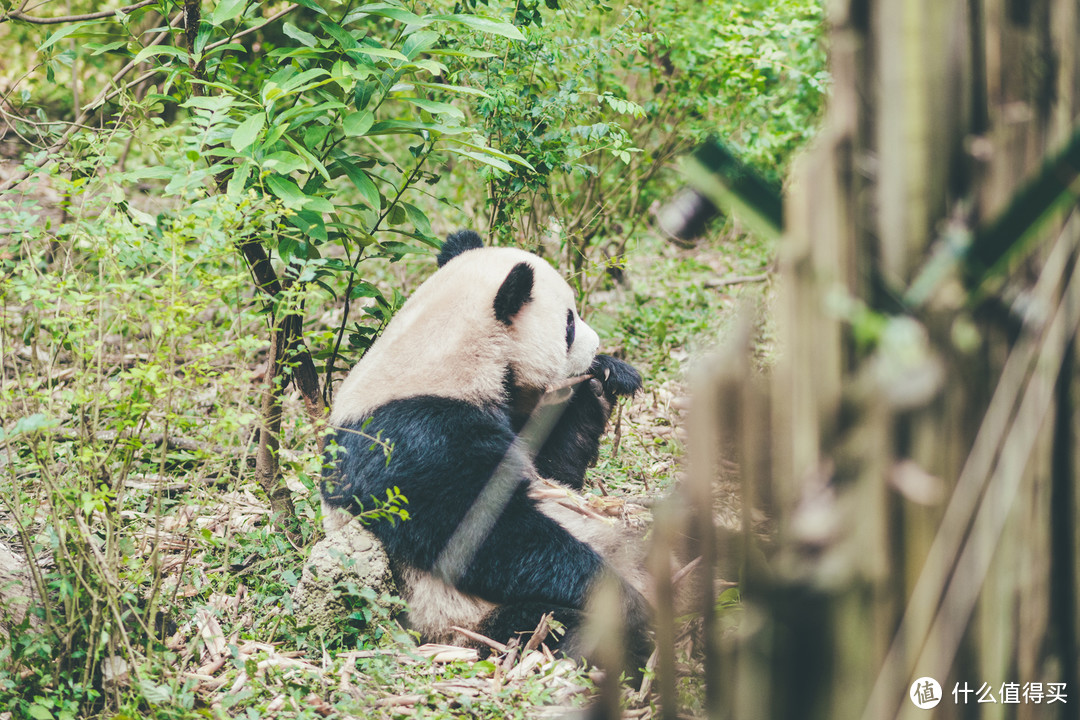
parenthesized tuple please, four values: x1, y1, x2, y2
(321, 230, 649, 665)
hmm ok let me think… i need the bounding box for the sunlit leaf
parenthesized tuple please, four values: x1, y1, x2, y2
(343, 110, 375, 137)
(283, 135, 331, 182)
(38, 21, 93, 52)
(353, 46, 409, 62)
(402, 30, 440, 59)
(278, 68, 329, 93)
(131, 44, 190, 66)
(319, 20, 359, 50)
(210, 0, 246, 25)
(401, 97, 463, 120)
(367, 120, 465, 136)
(293, 0, 329, 14)
(263, 151, 307, 175)
(336, 159, 381, 210)
(303, 196, 336, 213)
(230, 113, 265, 151)
(288, 210, 328, 243)
(444, 137, 535, 170)
(428, 14, 525, 41)
(402, 202, 432, 236)
(412, 81, 491, 98)
(283, 22, 319, 48)
(446, 147, 511, 172)
(226, 161, 253, 198)
(87, 40, 128, 56)
(266, 174, 308, 209)
(406, 58, 449, 76)
(345, 4, 425, 26)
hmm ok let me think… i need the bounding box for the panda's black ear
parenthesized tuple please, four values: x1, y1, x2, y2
(438, 230, 485, 267)
(494, 262, 534, 325)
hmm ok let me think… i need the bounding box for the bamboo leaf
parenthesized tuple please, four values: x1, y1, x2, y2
(343, 110, 375, 137)
(446, 147, 511, 172)
(402, 30, 440, 59)
(279, 68, 329, 93)
(344, 4, 426, 26)
(131, 44, 190, 66)
(263, 151, 307, 175)
(38, 21, 93, 52)
(444, 137, 534, 170)
(367, 119, 465, 136)
(319, 20, 358, 50)
(354, 46, 409, 62)
(402, 202, 432, 236)
(401, 97, 463, 120)
(412, 81, 491, 98)
(266, 174, 308, 210)
(283, 136, 331, 182)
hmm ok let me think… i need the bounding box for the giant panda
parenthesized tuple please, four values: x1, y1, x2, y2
(321, 229, 650, 669)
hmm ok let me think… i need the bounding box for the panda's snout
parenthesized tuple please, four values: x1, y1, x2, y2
(568, 317, 600, 376)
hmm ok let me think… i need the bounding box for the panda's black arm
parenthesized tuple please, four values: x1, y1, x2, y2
(464, 490, 653, 666)
(533, 355, 642, 490)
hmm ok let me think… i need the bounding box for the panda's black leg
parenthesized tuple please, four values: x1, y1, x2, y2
(478, 598, 651, 678)
(474, 602, 586, 654)
(534, 355, 642, 490)
(451, 486, 652, 672)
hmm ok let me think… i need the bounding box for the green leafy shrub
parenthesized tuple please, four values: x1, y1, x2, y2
(446, 0, 827, 296)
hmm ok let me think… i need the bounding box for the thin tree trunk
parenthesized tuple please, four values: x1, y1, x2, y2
(238, 238, 326, 446)
(255, 318, 298, 540)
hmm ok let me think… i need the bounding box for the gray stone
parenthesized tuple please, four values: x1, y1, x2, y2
(0, 540, 39, 632)
(291, 520, 396, 636)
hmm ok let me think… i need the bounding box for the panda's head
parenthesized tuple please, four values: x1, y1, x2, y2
(329, 230, 601, 423)
(437, 230, 600, 389)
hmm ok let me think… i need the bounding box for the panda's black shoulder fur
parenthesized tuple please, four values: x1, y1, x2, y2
(322, 396, 608, 609)
(437, 229, 485, 267)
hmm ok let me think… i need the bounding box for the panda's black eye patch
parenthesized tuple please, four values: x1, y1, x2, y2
(565, 309, 576, 351)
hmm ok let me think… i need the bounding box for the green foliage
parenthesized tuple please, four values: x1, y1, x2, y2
(319, 573, 408, 648)
(445, 0, 826, 296)
(5, 0, 535, 376)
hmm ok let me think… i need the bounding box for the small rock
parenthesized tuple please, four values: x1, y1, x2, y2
(291, 521, 396, 636)
(0, 540, 38, 632)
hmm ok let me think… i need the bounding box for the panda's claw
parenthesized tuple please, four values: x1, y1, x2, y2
(588, 355, 643, 398)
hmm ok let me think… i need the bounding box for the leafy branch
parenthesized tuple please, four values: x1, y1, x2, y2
(1, 0, 156, 24)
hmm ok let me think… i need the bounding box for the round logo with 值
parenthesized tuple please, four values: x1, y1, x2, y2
(909, 677, 942, 709)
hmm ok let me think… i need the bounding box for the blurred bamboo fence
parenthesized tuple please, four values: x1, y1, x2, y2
(651, 1, 1080, 719)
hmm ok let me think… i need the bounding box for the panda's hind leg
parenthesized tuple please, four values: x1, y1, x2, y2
(452, 479, 653, 673)
(477, 598, 651, 678)
(474, 602, 586, 656)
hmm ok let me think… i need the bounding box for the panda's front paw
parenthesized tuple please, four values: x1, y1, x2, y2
(588, 355, 642, 398)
